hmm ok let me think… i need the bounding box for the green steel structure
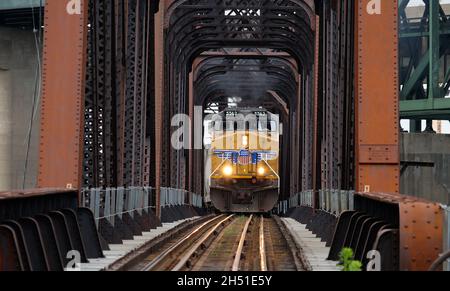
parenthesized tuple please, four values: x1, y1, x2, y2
(399, 0, 450, 124)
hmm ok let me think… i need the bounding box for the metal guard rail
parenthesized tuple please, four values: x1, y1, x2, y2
(82, 187, 204, 228)
(280, 190, 355, 216)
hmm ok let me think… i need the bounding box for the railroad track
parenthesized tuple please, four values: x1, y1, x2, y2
(140, 214, 234, 271)
(231, 215, 268, 271)
(232, 215, 303, 271)
(129, 214, 306, 272)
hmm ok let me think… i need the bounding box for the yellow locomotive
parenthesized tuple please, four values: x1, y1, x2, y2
(207, 108, 280, 213)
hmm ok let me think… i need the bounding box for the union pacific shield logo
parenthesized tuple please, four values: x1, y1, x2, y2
(238, 150, 250, 165)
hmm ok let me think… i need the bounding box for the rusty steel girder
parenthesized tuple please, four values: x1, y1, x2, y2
(83, 0, 156, 189)
(317, 0, 355, 193)
(354, 0, 400, 194)
(154, 0, 165, 218)
(0, 189, 103, 271)
(38, 0, 89, 189)
(329, 192, 443, 271)
(40, 0, 158, 208)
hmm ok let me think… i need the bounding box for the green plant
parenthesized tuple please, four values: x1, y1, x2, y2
(338, 248, 362, 271)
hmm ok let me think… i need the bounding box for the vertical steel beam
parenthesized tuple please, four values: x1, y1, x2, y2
(188, 70, 194, 194)
(38, 0, 89, 189)
(355, 0, 400, 194)
(313, 16, 320, 208)
(445, 205, 450, 271)
(429, 0, 440, 101)
(154, 0, 165, 218)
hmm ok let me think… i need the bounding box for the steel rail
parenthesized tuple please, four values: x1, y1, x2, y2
(232, 215, 254, 271)
(171, 214, 235, 271)
(141, 214, 227, 271)
(259, 216, 267, 271)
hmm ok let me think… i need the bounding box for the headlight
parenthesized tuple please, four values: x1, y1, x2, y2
(257, 167, 265, 176)
(223, 165, 233, 176)
(242, 135, 248, 147)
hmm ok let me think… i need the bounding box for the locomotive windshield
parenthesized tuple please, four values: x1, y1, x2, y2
(211, 114, 278, 133)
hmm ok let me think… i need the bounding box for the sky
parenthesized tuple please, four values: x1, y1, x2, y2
(408, 0, 450, 5)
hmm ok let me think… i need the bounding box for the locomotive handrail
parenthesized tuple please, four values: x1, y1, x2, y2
(209, 159, 227, 180)
(263, 159, 280, 188)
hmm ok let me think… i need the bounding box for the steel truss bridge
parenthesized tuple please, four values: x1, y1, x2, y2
(0, 0, 449, 272)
